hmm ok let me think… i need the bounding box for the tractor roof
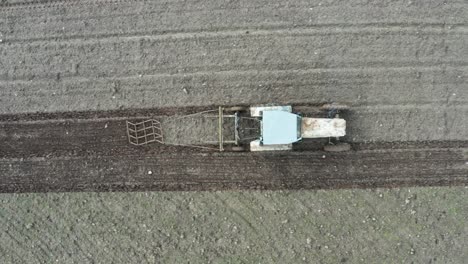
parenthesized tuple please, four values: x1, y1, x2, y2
(262, 110, 301, 145)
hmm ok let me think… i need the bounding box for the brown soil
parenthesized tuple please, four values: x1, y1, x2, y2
(1, 107, 466, 193)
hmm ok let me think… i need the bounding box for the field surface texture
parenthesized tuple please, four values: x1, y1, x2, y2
(1, 188, 468, 263)
(0, 0, 467, 262)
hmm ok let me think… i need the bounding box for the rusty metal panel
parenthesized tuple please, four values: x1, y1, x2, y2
(301, 118, 346, 138)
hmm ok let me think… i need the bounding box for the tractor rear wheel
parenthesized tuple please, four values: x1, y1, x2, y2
(225, 106, 247, 112)
(292, 105, 321, 115)
(321, 103, 350, 111)
(324, 143, 351, 152)
(230, 146, 246, 152)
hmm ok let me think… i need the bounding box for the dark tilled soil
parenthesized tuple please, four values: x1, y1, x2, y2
(1, 108, 467, 193)
(2, 146, 467, 193)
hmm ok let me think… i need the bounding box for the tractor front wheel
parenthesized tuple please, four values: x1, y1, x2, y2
(321, 103, 350, 111)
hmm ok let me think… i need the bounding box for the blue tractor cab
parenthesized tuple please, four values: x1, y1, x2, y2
(261, 111, 302, 145)
(249, 105, 347, 151)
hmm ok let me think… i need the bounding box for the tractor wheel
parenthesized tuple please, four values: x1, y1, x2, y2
(292, 105, 320, 115)
(324, 143, 351, 152)
(321, 103, 350, 111)
(225, 106, 247, 112)
(231, 146, 246, 152)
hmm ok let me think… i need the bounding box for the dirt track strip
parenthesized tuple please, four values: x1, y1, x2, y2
(0, 108, 467, 193)
(0, 147, 467, 193)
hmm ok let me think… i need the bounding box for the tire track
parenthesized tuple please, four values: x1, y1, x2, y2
(0, 0, 142, 10)
(1, 64, 466, 85)
(2, 23, 467, 44)
(2, 0, 465, 12)
(1, 0, 466, 45)
(1, 31, 465, 83)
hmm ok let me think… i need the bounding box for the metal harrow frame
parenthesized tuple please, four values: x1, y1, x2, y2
(126, 119, 164, 146)
(125, 107, 259, 151)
